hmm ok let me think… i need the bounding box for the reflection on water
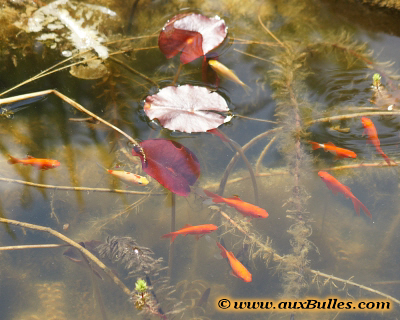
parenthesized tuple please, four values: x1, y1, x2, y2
(1, 0, 400, 319)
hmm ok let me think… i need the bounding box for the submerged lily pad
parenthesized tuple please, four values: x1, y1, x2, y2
(159, 13, 227, 64)
(144, 85, 231, 133)
(132, 139, 200, 196)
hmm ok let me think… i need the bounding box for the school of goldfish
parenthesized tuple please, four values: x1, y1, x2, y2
(5, 115, 393, 282)
(313, 117, 396, 220)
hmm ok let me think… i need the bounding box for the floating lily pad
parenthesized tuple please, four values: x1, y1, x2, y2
(144, 85, 231, 133)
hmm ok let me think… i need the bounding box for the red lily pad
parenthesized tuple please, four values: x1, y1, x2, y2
(144, 85, 231, 133)
(159, 13, 227, 64)
(132, 139, 200, 196)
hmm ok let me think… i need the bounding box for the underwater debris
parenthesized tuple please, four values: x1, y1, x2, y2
(69, 59, 109, 79)
(144, 85, 232, 133)
(15, 0, 117, 59)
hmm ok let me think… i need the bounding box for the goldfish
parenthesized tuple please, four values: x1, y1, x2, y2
(7, 155, 60, 170)
(308, 141, 357, 159)
(208, 60, 251, 93)
(97, 163, 149, 186)
(361, 117, 395, 166)
(203, 189, 268, 219)
(162, 224, 218, 243)
(216, 242, 252, 282)
(318, 171, 371, 219)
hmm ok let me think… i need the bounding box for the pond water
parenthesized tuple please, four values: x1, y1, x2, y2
(1, 0, 400, 319)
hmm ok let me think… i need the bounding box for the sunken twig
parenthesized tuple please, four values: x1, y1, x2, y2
(0, 218, 132, 296)
(0, 176, 158, 195)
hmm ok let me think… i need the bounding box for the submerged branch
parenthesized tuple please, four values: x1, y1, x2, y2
(256, 136, 277, 174)
(307, 111, 400, 125)
(0, 218, 132, 296)
(0, 176, 160, 195)
(0, 244, 66, 251)
(308, 269, 400, 305)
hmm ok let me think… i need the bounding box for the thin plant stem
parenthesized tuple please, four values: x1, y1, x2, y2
(218, 127, 283, 196)
(233, 48, 272, 63)
(307, 111, 400, 126)
(258, 14, 285, 48)
(234, 114, 277, 124)
(167, 193, 176, 280)
(0, 176, 160, 195)
(0, 244, 66, 251)
(216, 129, 259, 204)
(171, 63, 184, 86)
(230, 37, 280, 47)
(109, 57, 158, 87)
(255, 136, 277, 174)
(0, 218, 132, 296)
(307, 269, 400, 305)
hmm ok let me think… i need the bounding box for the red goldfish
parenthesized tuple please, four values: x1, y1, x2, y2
(216, 242, 252, 282)
(318, 171, 371, 219)
(203, 189, 268, 219)
(162, 224, 218, 243)
(308, 141, 356, 159)
(7, 155, 60, 170)
(361, 117, 395, 166)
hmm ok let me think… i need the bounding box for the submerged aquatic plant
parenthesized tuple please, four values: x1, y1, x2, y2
(97, 236, 185, 319)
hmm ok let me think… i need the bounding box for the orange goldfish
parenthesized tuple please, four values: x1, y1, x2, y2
(203, 189, 268, 219)
(7, 155, 60, 170)
(216, 242, 252, 282)
(308, 141, 357, 159)
(318, 171, 371, 219)
(97, 163, 149, 186)
(361, 117, 395, 166)
(208, 60, 251, 93)
(162, 224, 218, 243)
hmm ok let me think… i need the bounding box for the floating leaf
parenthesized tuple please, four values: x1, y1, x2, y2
(144, 85, 231, 133)
(132, 139, 200, 196)
(159, 13, 227, 64)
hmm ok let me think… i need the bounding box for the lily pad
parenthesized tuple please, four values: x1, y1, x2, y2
(159, 13, 227, 64)
(132, 139, 200, 197)
(144, 85, 231, 133)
